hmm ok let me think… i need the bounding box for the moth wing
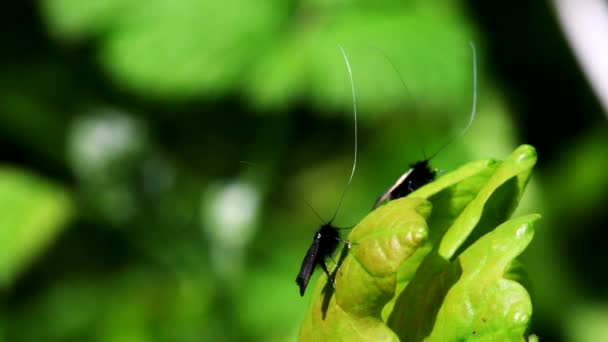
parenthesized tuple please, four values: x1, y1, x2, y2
(372, 167, 414, 209)
(372, 188, 393, 210)
(296, 235, 321, 296)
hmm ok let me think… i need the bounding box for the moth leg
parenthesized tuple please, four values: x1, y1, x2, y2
(408, 180, 415, 193)
(320, 261, 336, 289)
(327, 254, 337, 265)
(334, 236, 356, 248)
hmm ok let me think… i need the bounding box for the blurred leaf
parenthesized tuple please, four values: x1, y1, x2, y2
(0, 167, 72, 286)
(41, 0, 474, 112)
(42, 0, 285, 98)
(247, 3, 476, 114)
(567, 305, 608, 342)
(543, 128, 608, 218)
(238, 259, 307, 341)
(4, 270, 215, 342)
(299, 145, 538, 341)
(40, 0, 134, 39)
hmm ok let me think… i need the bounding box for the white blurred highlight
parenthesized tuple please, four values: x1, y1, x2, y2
(553, 0, 608, 116)
(202, 179, 261, 278)
(68, 109, 146, 181)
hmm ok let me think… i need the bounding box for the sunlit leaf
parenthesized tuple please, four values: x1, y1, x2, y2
(299, 145, 539, 341)
(424, 214, 538, 340)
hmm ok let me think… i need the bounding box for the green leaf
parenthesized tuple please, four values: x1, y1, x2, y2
(388, 214, 539, 341)
(0, 167, 73, 286)
(425, 214, 539, 340)
(435, 144, 536, 259)
(389, 145, 537, 338)
(299, 145, 539, 341)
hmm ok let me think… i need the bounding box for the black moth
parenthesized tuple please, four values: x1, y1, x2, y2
(295, 46, 358, 296)
(296, 222, 348, 296)
(372, 159, 435, 209)
(372, 42, 478, 209)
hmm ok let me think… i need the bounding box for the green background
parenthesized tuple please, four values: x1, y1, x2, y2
(0, 1, 606, 341)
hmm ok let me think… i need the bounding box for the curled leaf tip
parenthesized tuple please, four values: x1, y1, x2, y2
(512, 144, 537, 163)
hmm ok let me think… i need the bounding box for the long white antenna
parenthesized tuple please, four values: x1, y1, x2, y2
(368, 45, 427, 159)
(460, 41, 478, 143)
(428, 41, 478, 160)
(330, 45, 358, 222)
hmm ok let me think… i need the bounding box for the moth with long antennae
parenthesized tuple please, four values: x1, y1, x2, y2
(372, 42, 478, 209)
(296, 45, 358, 296)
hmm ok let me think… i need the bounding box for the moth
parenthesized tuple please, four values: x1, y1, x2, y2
(296, 222, 351, 296)
(372, 159, 435, 208)
(296, 46, 358, 296)
(372, 42, 478, 209)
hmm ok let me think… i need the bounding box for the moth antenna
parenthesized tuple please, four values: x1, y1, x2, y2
(427, 41, 478, 161)
(239, 160, 257, 166)
(369, 45, 428, 159)
(303, 199, 327, 224)
(329, 45, 358, 223)
(421, 147, 428, 161)
(368, 44, 417, 106)
(238, 160, 274, 175)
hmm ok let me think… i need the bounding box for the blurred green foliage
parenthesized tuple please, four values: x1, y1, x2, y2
(0, 1, 606, 341)
(41, 0, 474, 112)
(0, 168, 72, 286)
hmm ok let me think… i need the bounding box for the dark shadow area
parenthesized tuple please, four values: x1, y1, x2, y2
(559, 195, 608, 299)
(387, 251, 462, 340)
(423, 164, 499, 246)
(453, 177, 519, 258)
(425, 186, 463, 242)
(466, 1, 604, 167)
(321, 243, 351, 320)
